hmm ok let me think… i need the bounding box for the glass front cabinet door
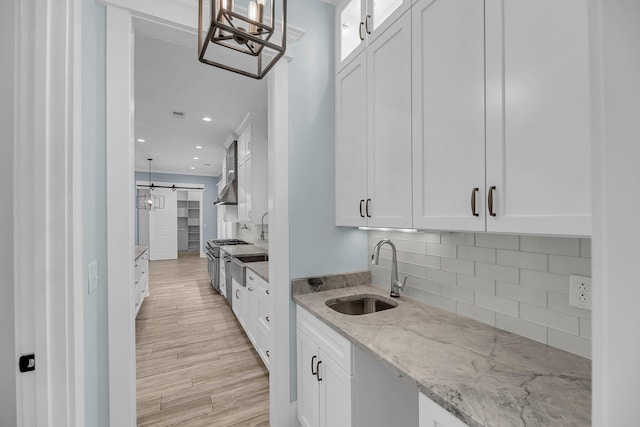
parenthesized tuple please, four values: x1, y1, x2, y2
(336, 0, 411, 71)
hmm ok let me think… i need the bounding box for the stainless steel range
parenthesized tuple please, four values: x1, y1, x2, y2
(206, 239, 251, 296)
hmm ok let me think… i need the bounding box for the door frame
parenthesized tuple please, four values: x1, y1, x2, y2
(102, 1, 304, 425)
(12, 0, 85, 425)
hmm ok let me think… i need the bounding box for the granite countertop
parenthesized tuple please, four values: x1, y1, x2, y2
(293, 282, 591, 427)
(135, 245, 149, 260)
(246, 261, 269, 282)
(220, 245, 268, 257)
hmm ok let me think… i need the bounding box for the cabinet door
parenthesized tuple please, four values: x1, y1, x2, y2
(365, 0, 410, 45)
(318, 350, 353, 427)
(485, 0, 591, 236)
(246, 284, 258, 346)
(336, 0, 366, 71)
(366, 12, 413, 228)
(411, 0, 486, 232)
(245, 155, 253, 221)
(419, 393, 468, 427)
(297, 329, 320, 427)
(237, 158, 247, 221)
(335, 52, 368, 227)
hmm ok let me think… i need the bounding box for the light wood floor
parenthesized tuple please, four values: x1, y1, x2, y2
(136, 252, 270, 427)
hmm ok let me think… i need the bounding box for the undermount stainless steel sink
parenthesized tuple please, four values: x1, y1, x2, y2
(234, 254, 269, 263)
(325, 294, 398, 315)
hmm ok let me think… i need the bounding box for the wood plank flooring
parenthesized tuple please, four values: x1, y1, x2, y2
(136, 252, 270, 426)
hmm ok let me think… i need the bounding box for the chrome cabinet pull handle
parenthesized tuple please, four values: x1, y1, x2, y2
(359, 199, 365, 218)
(359, 22, 365, 41)
(311, 355, 317, 375)
(266, 316, 270, 322)
(488, 186, 497, 217)
(236, 289, 239, 299)
(248, 287, 253, 292)
(366, 199, 371, 218)
(266, 290, 270, 295)
(316, 360, 323, 381)
(266, 350, 270, 357)
(471, 187, 479, 217)
(365, 15, 371, 34)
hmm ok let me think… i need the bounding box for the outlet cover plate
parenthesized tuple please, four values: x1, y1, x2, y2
(569, 274, 591, 310)
(88, 261, 99, 295)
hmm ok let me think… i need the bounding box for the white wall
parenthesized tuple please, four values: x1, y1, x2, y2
(591, 0, 640, 424)
(0, 0, 17, 424)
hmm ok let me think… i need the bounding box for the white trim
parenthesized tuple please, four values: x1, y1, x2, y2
(105, 3, 301, 425)
(13, 0, 85, 425)
(106, 6, 137, 426)
(268, 59, 292, 427)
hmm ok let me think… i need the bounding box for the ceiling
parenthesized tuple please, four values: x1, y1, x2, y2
(134, 33, 267, 177)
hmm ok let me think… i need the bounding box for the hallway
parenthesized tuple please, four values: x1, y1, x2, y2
(135, 253, 269, 426)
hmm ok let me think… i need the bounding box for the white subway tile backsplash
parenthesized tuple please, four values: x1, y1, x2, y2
(548, 255, 591, 275)
(441, 258, 474, 275)
(548, 329, 591, 359)
(457, 245, 496, 264)
(426, 243, 456, 258)
(520, 304, 579, 335)
(367, 230, 592, 359)
(580, 239, 591, 258)
(475, 293, 519, 317)
(441, 232, 475, 246)
(456, 302, 496, 326)
(475, 233, 519, 250)
(457, 274, 495, 295)
(476, 263, 519, 283)
(404, 285, 456, 312)
(548, 292, 591, 319)
(426, 267, 457, 286)
(496, 313, 547, 345)
(496, 281, 547, 308)
(520, 269, 570, 294)
(579, 318, 591, 339)
(520, 236, 580, 256)
(497, 250, 548, 271)
(440, 284, 474, 304)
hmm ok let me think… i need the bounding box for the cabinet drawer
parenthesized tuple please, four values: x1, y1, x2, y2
(297, 306, 352, 375)
(258, 321, 271, 370)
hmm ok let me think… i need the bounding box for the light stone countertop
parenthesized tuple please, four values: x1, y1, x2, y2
(135, 245, 149, 260)
(219, 245, 268, 257)
(293, 284, 591, 427)
(246, 261, 269, 283)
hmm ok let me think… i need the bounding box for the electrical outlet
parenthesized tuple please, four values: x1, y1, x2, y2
(569, 274, 591, 310)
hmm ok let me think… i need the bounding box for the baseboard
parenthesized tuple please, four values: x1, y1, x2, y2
(290, 402, 301, 427)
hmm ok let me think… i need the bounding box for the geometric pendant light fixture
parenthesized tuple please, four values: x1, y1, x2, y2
(136, 159, 165, 211)
(198, 0, 287, 79)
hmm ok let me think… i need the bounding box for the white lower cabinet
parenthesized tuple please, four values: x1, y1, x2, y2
(134, 248, 149, 318)
(419, 392, 468, 427)
(297, 306, 353, 427)
(231, 279, 247, 330)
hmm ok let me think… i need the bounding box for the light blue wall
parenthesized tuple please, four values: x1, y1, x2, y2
(287, 0, 369, 401)
(82, 0, 109, 425)
(0, 0, 16, 424)
(135, 172, 220, 247)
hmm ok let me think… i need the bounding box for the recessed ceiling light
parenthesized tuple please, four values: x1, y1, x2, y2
(190, 167, 196, 170)
(202, 116, 212, 122)
(195, 145, 203, 149)
(136, 138, 146, 143)
(193, 156, 199, 160)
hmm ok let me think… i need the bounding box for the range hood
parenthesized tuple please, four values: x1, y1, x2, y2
(214, 140, 238, 205)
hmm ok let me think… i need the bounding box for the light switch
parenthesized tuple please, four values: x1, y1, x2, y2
(88, 261, 99, 295)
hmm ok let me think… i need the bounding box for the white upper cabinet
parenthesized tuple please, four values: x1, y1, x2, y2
(412, 0, 486, 232)
(366, 12, 413, 228)
(485, 0, 591, 236)
(336, 53, 368, 227)
(335, 12, 412, 229)
(336, 0, 411, 71)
